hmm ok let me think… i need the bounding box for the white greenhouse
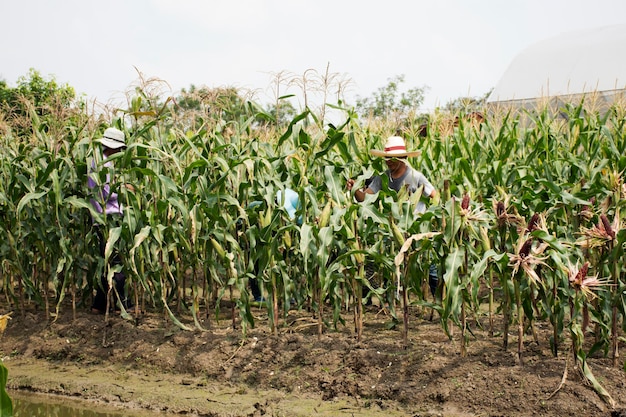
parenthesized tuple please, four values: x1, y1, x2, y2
(487, 24, 626, 116)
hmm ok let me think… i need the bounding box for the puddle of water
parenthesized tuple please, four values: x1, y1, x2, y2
(11, 390, 170, 417)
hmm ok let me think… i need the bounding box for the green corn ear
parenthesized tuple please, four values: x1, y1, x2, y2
(210, 238, 226, 259)
(480, 226, 491, 252)
(319, 200, 332, 228)
(391, 221, 405, 247)
(283, 230, 292, 249)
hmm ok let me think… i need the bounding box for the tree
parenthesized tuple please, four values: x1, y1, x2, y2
(355, 75, 428, 119)
(443, 90, 491, 114)
(175, 85, 255, 125)
(0, 68, 78, 137)
(0, 68, 75, 112)
(262, 99, 298, 127)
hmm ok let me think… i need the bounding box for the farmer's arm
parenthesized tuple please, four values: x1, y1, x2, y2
(346, 178, 375, 202)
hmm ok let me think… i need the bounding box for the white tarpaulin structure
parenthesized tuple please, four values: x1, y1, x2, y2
(487, 24, 626, 112)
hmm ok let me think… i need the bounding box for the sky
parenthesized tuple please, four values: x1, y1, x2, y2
(3, 0, 626, 113)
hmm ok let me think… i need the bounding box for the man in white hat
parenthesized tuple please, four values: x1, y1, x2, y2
(347, 135, 437, 212)
(88, 127, 129, 215)
(346, 135, 439, 299)
(88, 127, 136, 314)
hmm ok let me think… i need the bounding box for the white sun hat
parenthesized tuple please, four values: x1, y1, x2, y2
(369, 136, 421, 158)
(98, 127, 126, 149)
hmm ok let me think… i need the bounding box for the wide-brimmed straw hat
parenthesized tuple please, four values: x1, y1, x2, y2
(370, 136, 421, 158)
(98, 127, 126, 149)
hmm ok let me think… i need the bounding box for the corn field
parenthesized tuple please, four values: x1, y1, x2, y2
(0, 88, 625, 402)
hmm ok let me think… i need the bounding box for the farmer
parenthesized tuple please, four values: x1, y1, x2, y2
(88, 127, 136, 314)
(346, 135, 439, 298)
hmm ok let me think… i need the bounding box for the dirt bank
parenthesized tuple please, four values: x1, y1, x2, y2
(1, 301, 625, 417)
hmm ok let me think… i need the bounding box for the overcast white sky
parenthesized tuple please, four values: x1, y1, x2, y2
(3, 0, 626, 112)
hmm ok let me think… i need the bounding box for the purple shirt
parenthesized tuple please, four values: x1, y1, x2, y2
(88, 159, 123, 216)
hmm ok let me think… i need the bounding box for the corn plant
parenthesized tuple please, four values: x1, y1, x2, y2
(3, 80, 626, 406)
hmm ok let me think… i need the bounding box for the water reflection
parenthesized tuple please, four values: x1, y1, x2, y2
(11, 391, 168, 417)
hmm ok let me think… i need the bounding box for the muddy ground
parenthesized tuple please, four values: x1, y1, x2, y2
(1, 298, 625, 417)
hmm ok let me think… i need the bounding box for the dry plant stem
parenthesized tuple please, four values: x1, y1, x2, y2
(71, 285, 76, 322)
(352, 289, 357, 335)
(460, 248, 468, 357)
(529, 321, 539, 345)
(272, 278, 279, 337)
(398, 258, 409, 348)
(353, 218, 364, 343)
(101, 326, 108, 348)
(352, 263, 364, 343)
(36, 265, 49, 321)
(611, 303, 618, 366)
(230, 286, 236, 330)
(569, 300, 577, 365)
(224, 341, 245, 364)
(177, 283, 183, 314)
(529, 288, 540, 345)
(174, 248, 182, 314)
(546, 356, 568, 400)
(3, 287, 8, 310)
(44, 279, 49, 321)
(104, 286, 112, 325)
(503, 287, 510, 351)
(342, 281, 349, 312)
(499, 226, 509, 350)
(134, 281, 141, 320)
(181, 261, 187, 313)
(19, 275, 25, 319)
(461, 299, 467, 357)
(195, 268, 208, 329)
(356, 278, 363, 343)
(316, 267, 323, 339)
(553, 278, 559, 357)
(210, 271, 219, 312)
(582, 303, 589, 333)
(515, 279, 524, 366)
(202, 274, 208, 316)
(402, 279, 409, 348)
(489, 269, 494, 337)
(611, 253, 619, 367)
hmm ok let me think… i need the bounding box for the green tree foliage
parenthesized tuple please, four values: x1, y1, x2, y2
(444, 90, 491, 114)
(174, 84, 301, 132)
(355, 74, 428, 119)
(175, 84, 254, 129)
(0, 80, 10, 105)
(263, 99, 298, 127)
(0, 68, 78, 138)
(0, 68, 75, 113)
